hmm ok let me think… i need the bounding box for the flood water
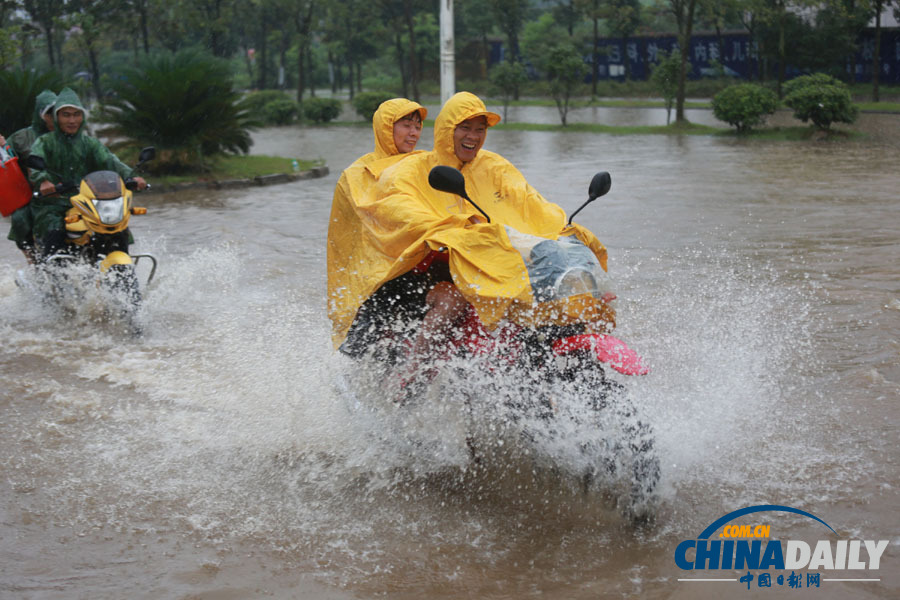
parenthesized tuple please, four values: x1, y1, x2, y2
(1, 107, 898, 599)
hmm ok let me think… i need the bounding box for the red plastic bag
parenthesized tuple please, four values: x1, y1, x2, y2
(0, 151, 32, 217)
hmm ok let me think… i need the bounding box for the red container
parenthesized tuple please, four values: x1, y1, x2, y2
(0, 154, 32, 217)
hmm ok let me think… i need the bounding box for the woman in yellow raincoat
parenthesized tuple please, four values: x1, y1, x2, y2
(327, 98, 426, 348)
(335, 92, 613, 358)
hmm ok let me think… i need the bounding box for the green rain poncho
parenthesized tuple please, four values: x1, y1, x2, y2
(6, 89, 56, 247)
(28, 87, 134, 240)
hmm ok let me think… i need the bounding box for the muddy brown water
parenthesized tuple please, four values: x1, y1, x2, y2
(1, 107, 898, 599)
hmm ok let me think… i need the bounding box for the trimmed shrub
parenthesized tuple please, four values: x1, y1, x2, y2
(262, 98, 299, 125)
(782, 73, 840, 98)
(783, 74, 858, 131)
(243, 90, 292, 113)
(712, 83, 778, 132)
(302, 97, 342, 123)
(352, 91, 395, 122)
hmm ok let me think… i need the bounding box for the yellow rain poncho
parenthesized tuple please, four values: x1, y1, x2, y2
(327, 98, 427, 345)
(329, 91, 613, 347)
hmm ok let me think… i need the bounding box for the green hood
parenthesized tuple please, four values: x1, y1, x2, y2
(52, 87, 88, 137)
(32, 89, 57, 134)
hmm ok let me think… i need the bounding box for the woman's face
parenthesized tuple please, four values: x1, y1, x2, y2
(393, 112, 423, 153)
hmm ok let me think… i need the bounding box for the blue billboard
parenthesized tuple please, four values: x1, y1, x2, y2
(587, 30, 900, 83)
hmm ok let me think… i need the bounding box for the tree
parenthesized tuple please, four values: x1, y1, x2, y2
(543, 43, 588, 125)
(868, 0, 900, 101)
(291, 0, 316, 102)
(323, 0, 379, 99)
(0, 0, 21, 69)
(649, 49, 681, 124)
(489, 60, 527, 121)
(552, 0, 579, 36)
(668, 0, 698, 123)
(696, 0, 743, 74)
(489, 0, 531, 100)
(604, 0, 641, 80)
(23, 0, 64, 67)
(579, 0, 604, 98)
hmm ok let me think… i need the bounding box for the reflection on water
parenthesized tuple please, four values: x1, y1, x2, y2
(1, 108, 898, 599)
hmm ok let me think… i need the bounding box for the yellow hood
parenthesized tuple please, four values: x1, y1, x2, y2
(372, 98, 427, 160)
(433, 91, 501, 168)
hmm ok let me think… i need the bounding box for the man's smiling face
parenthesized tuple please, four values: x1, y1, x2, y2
(453, 116, 487, 163)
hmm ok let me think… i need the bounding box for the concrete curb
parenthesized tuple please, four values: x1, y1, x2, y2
(145, 166, 330, 194)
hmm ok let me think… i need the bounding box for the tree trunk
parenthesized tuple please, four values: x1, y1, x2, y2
(297, 41, 306, 101)
(88, 44, 102, 101)
(404, 0, 419, 101)
(356, 61, 362, 92)
(592, 15, 599, 97)
(308, 46, 316, 97)
(44, 26, 55, 67)
(675, 0, 697, 123)
(873, 6, 882, 102)
(623, 34, 631, 81)
(777, 6, 786, 98)
(138, 1, 150, 54)
(348, 61, 354, 99)
(258, 20, 268, 89)
(395, 33, 409, 98)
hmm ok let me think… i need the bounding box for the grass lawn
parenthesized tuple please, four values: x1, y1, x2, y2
(141, 155, 323, 187)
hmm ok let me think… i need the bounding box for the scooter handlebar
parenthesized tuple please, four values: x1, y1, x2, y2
(124, 178, 150, 192)
(32, 181, 76, 198)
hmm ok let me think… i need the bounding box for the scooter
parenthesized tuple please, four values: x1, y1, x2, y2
(18, 147, 158, 333)
(341, 167, 660, 522)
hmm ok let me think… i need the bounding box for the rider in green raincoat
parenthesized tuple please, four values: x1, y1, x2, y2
(6, 89, 57, 260)
(28, 87, 145, 258)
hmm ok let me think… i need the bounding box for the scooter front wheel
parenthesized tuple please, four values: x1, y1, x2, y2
(101, 258, 143, 335)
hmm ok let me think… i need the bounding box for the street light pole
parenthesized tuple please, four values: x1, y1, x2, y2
(439, 0, 455, 105)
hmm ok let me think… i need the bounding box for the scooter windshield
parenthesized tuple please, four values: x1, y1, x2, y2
(83, 171, 126, 225)
(84, 171, 123, 200)
(506, 228, 609, 303)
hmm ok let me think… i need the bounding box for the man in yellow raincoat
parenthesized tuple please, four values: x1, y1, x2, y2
(334, 91, 612, 358)
(327, 98, 427, 349)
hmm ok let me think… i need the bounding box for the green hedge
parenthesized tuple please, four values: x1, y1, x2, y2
(711, 83, 778, 132)
(783, 74, 858, 131)
(352, 91, 395, 122)
(302, 97, 342, 123)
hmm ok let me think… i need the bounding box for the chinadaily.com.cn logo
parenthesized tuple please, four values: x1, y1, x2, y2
(674, 505, 889, 590)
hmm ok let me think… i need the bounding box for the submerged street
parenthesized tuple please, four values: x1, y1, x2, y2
(1, 108, 898, 599)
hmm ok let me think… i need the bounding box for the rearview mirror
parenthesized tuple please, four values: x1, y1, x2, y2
(137, 146, 156, 166)
(428, 165, 491, 223)
(568, 171, 612, 226)
(588, 171, 611, 201)
(428, 165, 468, 198)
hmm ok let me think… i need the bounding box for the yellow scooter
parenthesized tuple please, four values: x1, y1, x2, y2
(20, 147, 157, 333)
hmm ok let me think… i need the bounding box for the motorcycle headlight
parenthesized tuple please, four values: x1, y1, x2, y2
(93, 197, 125, 225)
(555, 269, 598, 299)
